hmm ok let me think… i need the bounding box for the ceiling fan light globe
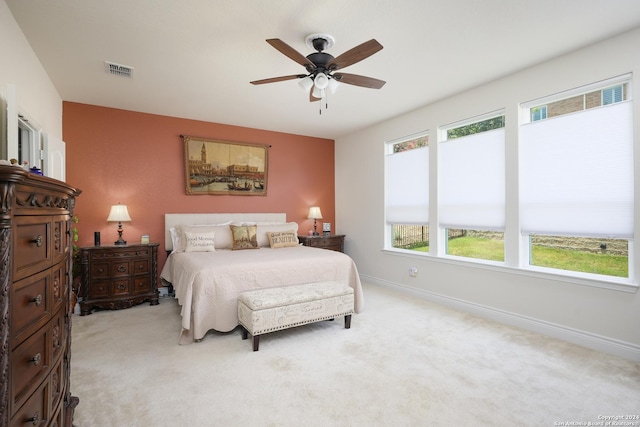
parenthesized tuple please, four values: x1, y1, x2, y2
(328, 78, 339, 94)
(314, 73, 329, 90)
(312, 85, 324, 99)
(298, 76, 313, 91)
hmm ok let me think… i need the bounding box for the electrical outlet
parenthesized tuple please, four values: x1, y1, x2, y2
(409, 267, 418, 277)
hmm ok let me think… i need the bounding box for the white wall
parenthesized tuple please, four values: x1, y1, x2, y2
(336, 27, 640, 360)
(0, 1, 62, 142)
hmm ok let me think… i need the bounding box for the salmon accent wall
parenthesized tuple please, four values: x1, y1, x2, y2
(63, 102, 335, 269)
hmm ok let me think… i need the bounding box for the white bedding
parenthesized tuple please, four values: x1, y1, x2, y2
(160, 245, 364, 344)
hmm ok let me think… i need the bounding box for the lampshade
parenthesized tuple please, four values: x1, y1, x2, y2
(314, 73, 329, 90)
(299, 76, 314, 91)
(307, 206, 323, 220)
(107, 204, 132, 222)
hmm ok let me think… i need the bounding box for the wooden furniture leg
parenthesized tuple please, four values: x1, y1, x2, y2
(345, 314, 352, 329)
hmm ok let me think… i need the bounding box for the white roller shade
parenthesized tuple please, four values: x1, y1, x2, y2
(439, 128, 505, 230)
(385, 146, 429, 224)
(520, 101, 634, 238)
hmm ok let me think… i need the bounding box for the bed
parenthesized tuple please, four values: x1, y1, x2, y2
(160, 213, 364, 344)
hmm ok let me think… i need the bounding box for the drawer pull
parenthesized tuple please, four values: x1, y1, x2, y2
(29, 294, 43, 306)
(29, 353, 42, 366)
(24, 411, 40, 425)
(30, 235, 44, 247)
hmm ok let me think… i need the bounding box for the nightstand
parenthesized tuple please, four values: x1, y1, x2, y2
(298, 234, 345, 252)
(79, 243, 159, 315)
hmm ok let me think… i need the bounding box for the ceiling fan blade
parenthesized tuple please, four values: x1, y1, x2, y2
(327, 39, 383, 71)
(333, 73, 386, 89)
(250, 74, 306, 85)
(266, 39, 317, 69)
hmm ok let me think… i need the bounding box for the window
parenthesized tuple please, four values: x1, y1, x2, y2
(602, 85, 623, 105)
(531, 106, 547, 121)
(440, 113, 505, 262)
(527, 82, 628, 121)
(520, 76, 633, 278)
(18, 114, 41, 169)
(385, 133, 429, 251)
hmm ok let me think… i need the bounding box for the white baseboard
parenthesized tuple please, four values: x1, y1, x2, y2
(360, 274, 640, 362)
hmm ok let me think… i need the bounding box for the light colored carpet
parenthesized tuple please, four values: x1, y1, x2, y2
(70, 283, 640, 426)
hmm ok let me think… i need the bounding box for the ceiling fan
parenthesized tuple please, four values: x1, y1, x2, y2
(250, 34, 386, 103)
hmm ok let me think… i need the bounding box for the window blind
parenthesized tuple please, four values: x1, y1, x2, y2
(520, 101, 634, 238)
(385, 146, 429, 224)
(439, 128, 505, 230)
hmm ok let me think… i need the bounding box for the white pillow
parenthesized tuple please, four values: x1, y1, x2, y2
(184, 230, 216, 252)
(169, 227, 180, 253)
(256, 222, 299, 247)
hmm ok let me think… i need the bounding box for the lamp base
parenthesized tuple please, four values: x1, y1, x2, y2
(114, 239, 127, 246)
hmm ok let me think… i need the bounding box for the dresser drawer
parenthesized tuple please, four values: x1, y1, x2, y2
(14, 217, 51, 281)
(50, 354, 66, 418)
(51, 260, 68, 315)
(11, 321, 51, 414)
(52, 215, 71, 265)
(11, 269, 51, 346)
(10, 375, 50, 426)
(50, 308, 66, 362)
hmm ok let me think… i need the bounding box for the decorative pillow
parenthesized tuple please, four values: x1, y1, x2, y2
(173, 222, 233, 252)
(267, 231, 299, 249)
(256, 222, 299, 247)
(184, 230, 216, 252)
(230, 225, 259, 250)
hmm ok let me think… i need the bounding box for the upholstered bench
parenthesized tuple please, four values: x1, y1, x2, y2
(237, 281, 354, 351)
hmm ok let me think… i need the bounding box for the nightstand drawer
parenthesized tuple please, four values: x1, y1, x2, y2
(88, 281, 110, 299)
(133, 277, 151, 294)
(111, 260, 131, 277)
(133, 259, 150, 275)
(113, 279, 131, 295)
(91, 262, 110, 278)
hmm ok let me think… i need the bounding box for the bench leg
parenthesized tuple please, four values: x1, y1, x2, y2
(345, 314, 352, 329)
(253, 335, 260, 352)
(241, 327, 248, 340)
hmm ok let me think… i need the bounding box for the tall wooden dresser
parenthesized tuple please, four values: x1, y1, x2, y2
(0, 166, 81, 427)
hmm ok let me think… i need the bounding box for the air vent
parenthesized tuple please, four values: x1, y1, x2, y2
(104, 61, 134, 78)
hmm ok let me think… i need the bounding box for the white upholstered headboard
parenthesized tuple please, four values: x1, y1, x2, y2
(164, 213, 287, 251)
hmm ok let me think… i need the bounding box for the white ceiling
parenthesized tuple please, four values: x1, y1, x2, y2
(7, 0, 640, 140)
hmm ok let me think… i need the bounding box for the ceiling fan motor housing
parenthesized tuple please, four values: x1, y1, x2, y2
(305, 52, 334, 74)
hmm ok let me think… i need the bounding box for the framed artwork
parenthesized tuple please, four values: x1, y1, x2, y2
(183, 136, 268, 196)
